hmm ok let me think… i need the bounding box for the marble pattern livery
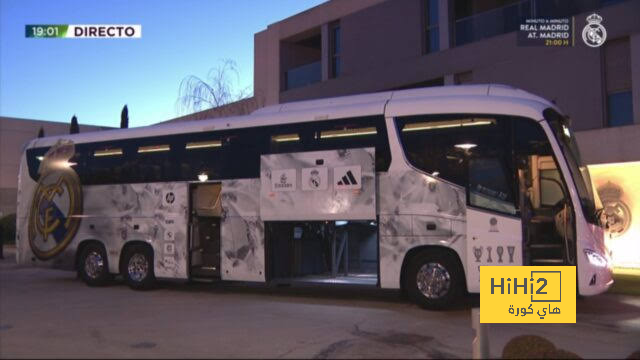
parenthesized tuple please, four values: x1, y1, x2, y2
(377, 170, 467, 289)
(16, 144, 473, 290)
(17, 182, 189, 279)
(220, 178, 265, 282)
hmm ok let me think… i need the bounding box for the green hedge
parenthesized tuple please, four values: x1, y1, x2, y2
(0, 213, 17, 245)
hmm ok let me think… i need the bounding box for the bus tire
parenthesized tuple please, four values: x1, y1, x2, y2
(405, 250, 464, 310)
(78, 243, 112, 287)
(122, 245, 156, 290)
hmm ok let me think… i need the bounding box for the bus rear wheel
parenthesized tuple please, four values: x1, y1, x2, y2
(122, 245, 155, 290)
(405, 250, 465, 310)
(78, 243, 112, 286)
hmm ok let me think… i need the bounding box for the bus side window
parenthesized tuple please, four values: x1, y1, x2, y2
(26, 147, 49, 181)
(267, 123, 309, 155)
(396, 115, 516, 215)
(469, 157, 516, 215)
(225, 129, 268, 178)
(513, 118, 558, 210)
(86, 142, 126, 184)
(310, 115, 391, 172)
(464, 120, 515, 215)
(180, 134, 225, 182)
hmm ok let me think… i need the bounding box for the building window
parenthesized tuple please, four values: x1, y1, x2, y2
(281, 31, 322, 91)
(604, 37, 632, 127)
(423, 0, 439, 53)
(607, 91, 633, 127)
(330, 22, 341, 78)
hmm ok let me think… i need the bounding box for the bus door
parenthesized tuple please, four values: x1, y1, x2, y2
(463, 118, 578, 292)
(519, 155, 576, 267)
(514, 117, 576, 269)
(189, 183, 222, 278)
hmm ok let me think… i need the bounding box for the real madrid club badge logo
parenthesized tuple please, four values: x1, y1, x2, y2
(582, 13, 607, 48)
(28, 140, 83, 260)
(309, 169, 321, 189)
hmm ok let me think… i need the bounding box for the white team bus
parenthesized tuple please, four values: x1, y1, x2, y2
(16, 85, 612, 309)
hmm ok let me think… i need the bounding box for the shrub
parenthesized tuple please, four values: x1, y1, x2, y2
(502, 335, 581, 359)
(0, 213, 17, 245)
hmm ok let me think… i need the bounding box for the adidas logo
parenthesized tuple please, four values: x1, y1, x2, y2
(337, 170, 358, 186)
(334, 166, 361, 190)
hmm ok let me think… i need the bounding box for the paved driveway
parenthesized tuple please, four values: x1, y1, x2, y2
(1, 247, 639, 358)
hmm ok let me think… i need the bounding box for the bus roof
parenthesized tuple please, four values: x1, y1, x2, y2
(25, 84, 557, 149)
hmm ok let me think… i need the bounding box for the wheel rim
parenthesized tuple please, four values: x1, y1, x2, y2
(416, 262, 451, 299)
(84, 251, 104, 279)
(128, 253, 149, 282)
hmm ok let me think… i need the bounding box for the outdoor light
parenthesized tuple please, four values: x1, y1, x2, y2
(402, 118, 495, 132)
(198, 173, 209, 182)
(36, 156, 44, 161)
(454, 143, 477, 150)
(138, 144, 170, 153)
(335, 220, 348, 226)
(186, 140, 222, 150)
(54, 161, 77, 168)
(94, 148, 123, 157)
(432, 171, 440, 177)
(272, 134, 300, 142)
(320, 127, 377, 139)
(563, 124, 571, 138)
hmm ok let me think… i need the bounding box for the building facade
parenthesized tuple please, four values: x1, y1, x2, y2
(253, 0, 640, 267)
(0, 117, 109, 217)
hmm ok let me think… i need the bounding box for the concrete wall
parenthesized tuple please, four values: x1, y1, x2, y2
(280, 37, 321, 71)
(341, 0, 423, 78)
(631, 33, 640, 125)
(254, 0, 640, 166)
(163, 97, 262, 123)
(463, 37, 605, 130)
(0, 117, 109, 217)
(254, 0, 387, 106)
(576, 124, 640, 165)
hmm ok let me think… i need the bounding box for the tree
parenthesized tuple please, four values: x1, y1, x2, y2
(121, 105, 129, 129)
(37, 127, 45, 138)
(70, 115, 79, 134)
(177, 59, 251, 114)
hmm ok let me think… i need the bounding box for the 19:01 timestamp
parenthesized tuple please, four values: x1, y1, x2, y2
(25, 25, 67, 38)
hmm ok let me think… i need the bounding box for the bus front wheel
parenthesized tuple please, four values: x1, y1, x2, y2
(122, 245, 156, 290)
(405, 250, 465, 310)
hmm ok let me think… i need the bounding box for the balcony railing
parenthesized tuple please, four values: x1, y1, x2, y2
(285, 61, 321, 91)
(454, 0, 532, 46)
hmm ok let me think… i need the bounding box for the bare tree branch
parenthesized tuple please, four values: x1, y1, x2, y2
(177, 59, 251, 115)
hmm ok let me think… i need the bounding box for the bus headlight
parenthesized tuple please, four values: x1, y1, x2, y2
(584, 249, 607, 268)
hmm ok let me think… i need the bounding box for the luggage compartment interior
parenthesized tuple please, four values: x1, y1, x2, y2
(266, 220, 378, 286)
(189, 183, 222, 278)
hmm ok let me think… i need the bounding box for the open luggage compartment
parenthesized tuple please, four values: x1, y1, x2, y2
(266, 220, 378, 286)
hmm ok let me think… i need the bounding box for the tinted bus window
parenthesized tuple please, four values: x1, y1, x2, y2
(396, 115, 516, 215)
(308, 115, 391, 172)
(24, 115, 392, 185)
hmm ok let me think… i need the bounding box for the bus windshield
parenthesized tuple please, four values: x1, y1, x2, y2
(543, 108, 600, 225)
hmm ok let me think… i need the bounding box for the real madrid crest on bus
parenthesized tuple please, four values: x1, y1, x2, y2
(582, 13, 606, 48)
(28, 139, 83, 260)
